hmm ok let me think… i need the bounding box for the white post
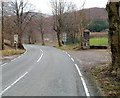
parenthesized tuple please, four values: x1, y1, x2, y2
(14, 34, 18, 50)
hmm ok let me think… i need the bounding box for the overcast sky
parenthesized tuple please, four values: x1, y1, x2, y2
(28, 0, 108, 14)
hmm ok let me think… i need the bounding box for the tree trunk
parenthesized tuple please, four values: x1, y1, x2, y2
(79, 30, 83, 49)
(1, 2, 4, 50)
(57, 32, 62, 47)
(28, 35, 31, 44)
(106, 2, 120, 78)
(41, 29, 45, 45)
(18, 34, 24, 49)
(10, 32, 14, 46)
(41, 33, 45, 45)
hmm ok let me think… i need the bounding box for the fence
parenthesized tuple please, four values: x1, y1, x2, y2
(61, 30, 109, 49)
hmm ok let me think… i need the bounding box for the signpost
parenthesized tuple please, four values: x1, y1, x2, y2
(14, 34, 18, 50)
(62, 33, 67, 45)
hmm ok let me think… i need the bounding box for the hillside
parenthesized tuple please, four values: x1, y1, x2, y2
(83, 7, 108, 20)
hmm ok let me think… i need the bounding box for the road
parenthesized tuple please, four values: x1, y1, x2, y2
(1, 45, 92, 96)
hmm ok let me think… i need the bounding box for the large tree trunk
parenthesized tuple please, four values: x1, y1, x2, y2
(106, 2, 120, 78)
(10, 32, 14, 46)
(18, 34, 24, 49)
(41, 29, 45, 45)
(80, 33, 83, 49)
(28, 35, 31, 44)
(57, 32, 62, 47)
(1, 2, 4, 50)
(41, 33, 45, 45)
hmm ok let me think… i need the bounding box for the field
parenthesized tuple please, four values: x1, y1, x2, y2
(90, 38, 108, 46)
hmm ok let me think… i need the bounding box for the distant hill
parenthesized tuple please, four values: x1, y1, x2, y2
(83, 7, 108, 20)
(39, 7, 108, 20)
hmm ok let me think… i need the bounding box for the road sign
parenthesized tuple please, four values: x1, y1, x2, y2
(14, 34, 18, 43)
(62, 33, 67, 43)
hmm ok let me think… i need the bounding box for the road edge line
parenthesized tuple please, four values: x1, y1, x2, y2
(75, 64, 90, 96)
(71, 58, 75, 62)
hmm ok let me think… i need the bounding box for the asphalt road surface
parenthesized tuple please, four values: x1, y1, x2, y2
(1, 45, 96, 96)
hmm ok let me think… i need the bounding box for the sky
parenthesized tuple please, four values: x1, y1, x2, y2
(28, 0, 108, 14)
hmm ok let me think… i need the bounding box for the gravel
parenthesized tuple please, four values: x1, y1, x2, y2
(67, 49, 111, 71)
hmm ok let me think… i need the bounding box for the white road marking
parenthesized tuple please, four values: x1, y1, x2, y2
(71, 58, 75, 62)
(37, 53, 43, 62)
(0, 72, 28, 96)
(75, 64, 90, 96)
(75, 64, 82, 77)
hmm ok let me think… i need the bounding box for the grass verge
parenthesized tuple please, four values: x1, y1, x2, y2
(0, 49, 26, 56)
(55, 44, 78, 50)
(92, 65, 120, 96)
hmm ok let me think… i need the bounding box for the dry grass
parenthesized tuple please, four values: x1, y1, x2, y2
(92, 65, 120, 96)
(35, 41, 58, 46)
(55, 44, 78, 50)
(0, 40, 26, 56)
(0, 49, 25, 56)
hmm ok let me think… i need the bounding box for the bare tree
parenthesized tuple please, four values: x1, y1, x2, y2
(62, 1, 89, 47)
(51, 0, 67, 47)
(4, 16, 14, 45)
(62, 3, 78, 44)
(8, 0, 35, 49)
(34, 13, 45, 45)
(76, 0, 90, 49)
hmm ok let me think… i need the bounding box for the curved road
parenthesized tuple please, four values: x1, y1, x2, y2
(1, 45, 93, 96)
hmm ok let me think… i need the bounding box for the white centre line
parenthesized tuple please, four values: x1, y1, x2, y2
(37, 53, 43, 62)
(37, 49, 44, 62)
(0, 72, 28, 96)
(75, 64, 90, 96)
